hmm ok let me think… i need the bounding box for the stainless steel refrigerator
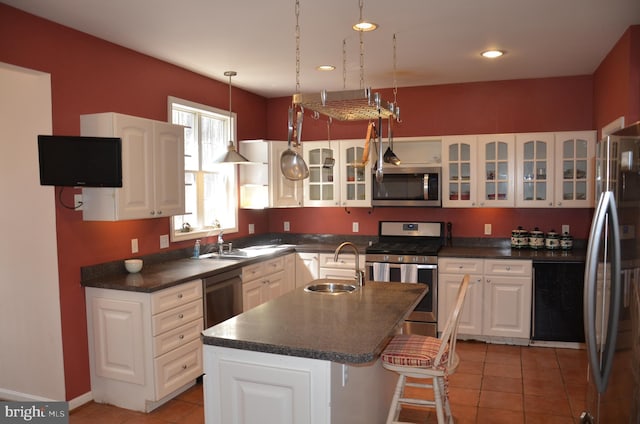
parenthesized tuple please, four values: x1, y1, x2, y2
(582, 121, 640, 423)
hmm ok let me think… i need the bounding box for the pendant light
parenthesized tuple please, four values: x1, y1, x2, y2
(212, 71, 251, 164)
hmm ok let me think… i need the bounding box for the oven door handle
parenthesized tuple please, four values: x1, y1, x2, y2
(365, 262, 437, 270)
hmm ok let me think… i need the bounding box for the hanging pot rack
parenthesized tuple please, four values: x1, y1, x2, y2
(292, 88, 398, 122)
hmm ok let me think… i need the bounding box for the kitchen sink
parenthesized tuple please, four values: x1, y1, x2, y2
(201, 244, 295, 259)
(304, 280, 358, 294)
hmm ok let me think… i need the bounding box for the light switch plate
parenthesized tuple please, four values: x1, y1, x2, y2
(484, 223, 492, 235)
(160, 234, 169, 249)
(352, 222, 359, 233)
(284, 221, 290, 232)
(74, 194, 83, 210)
(248, 223, 255, 234)
(131, 238, 138, 254)
(562, 224, 570, 234)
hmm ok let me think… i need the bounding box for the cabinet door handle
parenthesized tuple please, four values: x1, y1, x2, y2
(157, 210, 163, 215)
(486, 278, 491, 283)
(150, 211, 156, 215)
(182, 364, 188, 370)
(179, 334, 184, 339)
(506, 266, 511, 271)
(178, 313, 184, 319)
(177, 293, 183, 299)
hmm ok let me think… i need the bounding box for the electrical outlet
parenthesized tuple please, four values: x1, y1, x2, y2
(160, 234, 169, 249)
(352, 222, 359, 233)
(131, 238, 139, 254)
(562, 224, 570, 234)
(341, 364, 349, 387)
(284, 221, 290, 232)
(74, 194, 83, 210)
(484, 223, 492, 235)
(248, 223, 255, 234)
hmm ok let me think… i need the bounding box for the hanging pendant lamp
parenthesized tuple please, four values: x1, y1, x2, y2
(212, 71, 251, 164)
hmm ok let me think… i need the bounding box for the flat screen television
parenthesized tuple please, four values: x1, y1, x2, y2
(37, 135, 123, 187)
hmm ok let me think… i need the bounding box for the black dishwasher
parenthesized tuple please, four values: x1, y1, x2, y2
(532, 261, 585, 342)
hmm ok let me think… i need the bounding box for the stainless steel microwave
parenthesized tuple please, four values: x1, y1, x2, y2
(371, 166, 441, 207)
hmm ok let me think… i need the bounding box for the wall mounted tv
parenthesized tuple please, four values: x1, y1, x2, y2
(37, 135, 123, 187)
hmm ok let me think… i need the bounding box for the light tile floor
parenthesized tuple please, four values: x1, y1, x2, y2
(69, 341, 588, 423)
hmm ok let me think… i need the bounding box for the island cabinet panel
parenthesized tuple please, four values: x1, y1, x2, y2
(438, 258, 532, 341)
(204, 346, 395, 424)
(85, 280, 203, 412)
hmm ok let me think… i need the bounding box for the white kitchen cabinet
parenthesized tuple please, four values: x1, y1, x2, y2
(438, 257, 532, 340)
(339, 139, 371, 207)
(303, 139, 372, 207)
(515, 133, 555, 207)
(318, 253, 366, 280)
(554, 130, 596, 207)
(80, 112, 185, 220)
(515, 130, 595, 208)
(85, 280, 203, 412)
(442, 135, 478, 207)
(241, 254, 295, 311)
(303, 141, 341, 206)
(477, 134, 516, 207)
(238, 140, 303, 208)
(295, 252, 319, 288)
(438, 258, 484, 335)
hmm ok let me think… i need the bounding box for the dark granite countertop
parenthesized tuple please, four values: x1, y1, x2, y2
(439, 246, 586, 262)
(201, 281, 426, 364)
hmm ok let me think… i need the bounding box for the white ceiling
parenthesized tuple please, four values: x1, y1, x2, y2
(3, 0, 639, 98)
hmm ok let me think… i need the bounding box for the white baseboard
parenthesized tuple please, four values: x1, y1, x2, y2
(0, 388, 58, 402)
(68, 391, 93, 411)
(0, 387, 93, 411)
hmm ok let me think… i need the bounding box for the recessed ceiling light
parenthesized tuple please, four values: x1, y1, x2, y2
(481, 49, 505, 58)
(316, 65, 336, 71)
(352, 21, 378, 32)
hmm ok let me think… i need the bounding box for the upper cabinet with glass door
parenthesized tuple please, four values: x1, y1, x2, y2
(303, 141, 340, 206)
(339, 139, 371, 207)
(515, 133, 555, 207)
(442, 136, 477, 207)
(477, 134, 515, 207)
(554, 131, 595, 207)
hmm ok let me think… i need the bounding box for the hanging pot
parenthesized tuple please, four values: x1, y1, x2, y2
(375, 116, 384, 182)
(383, 117, 401, 165)
(322, 118, 335, 169)
(280, 107, 309, 181)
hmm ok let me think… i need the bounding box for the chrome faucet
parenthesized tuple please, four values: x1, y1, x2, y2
(217, 230, 224, 254)
(334, 242, 365, 287)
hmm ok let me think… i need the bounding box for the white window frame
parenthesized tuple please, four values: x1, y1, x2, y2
(168, 96, 239, 243)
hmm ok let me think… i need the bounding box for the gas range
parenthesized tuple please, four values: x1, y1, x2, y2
(366, 221, 444, 264)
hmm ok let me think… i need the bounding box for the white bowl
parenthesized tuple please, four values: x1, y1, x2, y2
(124, 259, 143, 273)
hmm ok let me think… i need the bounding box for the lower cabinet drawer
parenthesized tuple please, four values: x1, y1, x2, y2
(154, 338, 203, 399)
(152, 299, 203, 336)
(153, 318, 203, 358)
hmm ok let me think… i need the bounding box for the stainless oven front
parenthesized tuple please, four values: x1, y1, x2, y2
(365, 258, 438, 336)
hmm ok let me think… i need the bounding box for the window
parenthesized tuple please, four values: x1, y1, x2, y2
(168, 96, 238, 242)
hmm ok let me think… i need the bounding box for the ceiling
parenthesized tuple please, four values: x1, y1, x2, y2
(3, 0, 639, 98)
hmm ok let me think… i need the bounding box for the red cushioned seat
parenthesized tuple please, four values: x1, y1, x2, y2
(381, 334, 449, 368)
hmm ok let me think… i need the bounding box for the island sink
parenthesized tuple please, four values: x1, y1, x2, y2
(304, 279, 358, 294)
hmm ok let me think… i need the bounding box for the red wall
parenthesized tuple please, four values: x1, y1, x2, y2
(1, 3, 635, 402)
(0, 4, 270, 400)
(594, 26, 640, 132)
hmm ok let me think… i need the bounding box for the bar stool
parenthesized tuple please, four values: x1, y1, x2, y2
(381, 274, 470, 424)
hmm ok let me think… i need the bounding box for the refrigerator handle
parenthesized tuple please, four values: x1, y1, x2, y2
(601, 192, 622, 393)
(583, 191, 622, 393)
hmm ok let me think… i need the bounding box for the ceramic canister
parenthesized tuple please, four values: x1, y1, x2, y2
(511, 227, 529, 248)
(529, 228, 545, 249)
(561, 232, 573, 250)
(545, 230, 560, 250)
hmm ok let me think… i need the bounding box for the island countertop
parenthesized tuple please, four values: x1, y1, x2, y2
(201, 281, 427, 365)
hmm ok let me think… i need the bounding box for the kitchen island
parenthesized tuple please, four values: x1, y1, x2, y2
(201, 281, 427, 424)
